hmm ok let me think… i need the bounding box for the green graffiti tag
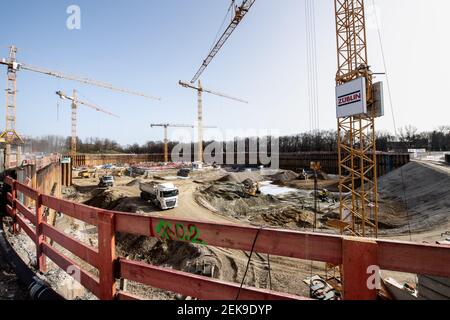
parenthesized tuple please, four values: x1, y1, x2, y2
(155, 220, 206, 245)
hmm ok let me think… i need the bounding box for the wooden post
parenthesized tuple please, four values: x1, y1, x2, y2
(11, 181, 18, 234)
(342, 237, 378, 300)
(35, 194, 47, 273)
(119, 255, 130, 292)
(98, 211, 116, 300)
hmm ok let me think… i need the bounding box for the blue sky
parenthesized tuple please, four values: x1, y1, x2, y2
(0, 0, 449, 145)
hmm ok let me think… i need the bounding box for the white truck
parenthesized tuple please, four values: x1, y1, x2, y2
(139, 182, 179, 210)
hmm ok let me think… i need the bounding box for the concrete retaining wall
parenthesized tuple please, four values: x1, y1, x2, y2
(71, 152, 410, 177)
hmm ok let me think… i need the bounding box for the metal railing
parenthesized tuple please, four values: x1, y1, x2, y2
(3, 176, 450, 300)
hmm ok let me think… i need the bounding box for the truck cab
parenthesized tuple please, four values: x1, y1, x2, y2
(158, 183, 179, 210)
(99, 176, 115, 188)
(140, 182, 179, 210)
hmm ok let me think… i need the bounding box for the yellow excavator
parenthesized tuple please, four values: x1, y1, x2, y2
(112, 168, 127, 177)
(78, 169, 96, 179)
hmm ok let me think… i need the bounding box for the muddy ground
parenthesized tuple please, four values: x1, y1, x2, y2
(2, 161, 449, 300)
(66, 169, 320, 299)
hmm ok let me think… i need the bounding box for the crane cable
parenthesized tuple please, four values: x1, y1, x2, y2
(305, 0, 320, 133)
(371, 0, 413, 242)
(208, 1, 235, 54)
(305, 0, 321, 295)
(56, 78, 61, 121)
(235, 227, 262, 300)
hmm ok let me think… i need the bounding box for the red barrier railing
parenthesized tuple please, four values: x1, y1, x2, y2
(3, 176, 450, 300)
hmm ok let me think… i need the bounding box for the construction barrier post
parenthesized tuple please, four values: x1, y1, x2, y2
(11, 181, 18, 234)
(35, 194, 47, 273)
(342, 237, 378, 300)
(98, 211, 116, 300)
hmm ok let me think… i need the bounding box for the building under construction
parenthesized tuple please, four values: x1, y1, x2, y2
(0, 0, 449, 303)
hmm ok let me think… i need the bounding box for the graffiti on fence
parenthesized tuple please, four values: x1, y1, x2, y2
(155, 220, 206, 245)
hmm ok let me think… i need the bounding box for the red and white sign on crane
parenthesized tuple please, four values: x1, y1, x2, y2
(335, 77, 367, 118)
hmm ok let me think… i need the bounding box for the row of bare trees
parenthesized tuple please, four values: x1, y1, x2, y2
(24, 126, 450, 155)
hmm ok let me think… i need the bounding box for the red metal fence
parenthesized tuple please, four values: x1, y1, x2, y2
(3, 176, 450, 300)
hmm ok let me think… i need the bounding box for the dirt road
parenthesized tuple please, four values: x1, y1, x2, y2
(72, 172, 318, 298)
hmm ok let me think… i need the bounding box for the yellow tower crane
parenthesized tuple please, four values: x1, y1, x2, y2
(151, 123, 194, 163)
(323, 0, 384, 296)
(334, 0, 383, 238)
(151, 123, 218, 163)
(56, 90, 120, 161)
(190, 0, 257, 83)
(179, 80, 247, 163)
(0, 45, 160, 161)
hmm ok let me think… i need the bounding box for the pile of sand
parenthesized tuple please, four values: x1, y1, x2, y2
(126, 178, 142, 187)
(217, 171, 265, 183)
(84, 189, 131, 210)
(378, 161, 450, 234)
(269, 170, 299, 182)
(197, 182, 317, 229)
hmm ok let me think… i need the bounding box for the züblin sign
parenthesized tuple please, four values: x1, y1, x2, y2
(337, 91, 362, 107)
(335, 77, 367, 118)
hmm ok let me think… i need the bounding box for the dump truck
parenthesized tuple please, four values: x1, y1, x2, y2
(139, 182, 179, 210)
(99, 176, 115, 188)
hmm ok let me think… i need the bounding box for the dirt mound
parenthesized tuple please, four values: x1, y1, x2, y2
(62, 186, 82, 201)
(115, 233, 224, 298)
(269, 170, 299, 182)
(217, 171, 265, 183)
(204, 183, 252, 200)
(317, 171, 329, 180)
(197, 182, 316, 229)
(84, 189, 131, 210)
(378, 161, 450, 234)
(261, 208, 315, 228)
(126, 178, 142, 187)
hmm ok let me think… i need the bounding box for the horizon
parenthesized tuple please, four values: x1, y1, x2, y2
(1, 0, 449, 145)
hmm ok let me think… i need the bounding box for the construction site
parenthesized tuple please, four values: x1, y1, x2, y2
(0, 0, 449, 303)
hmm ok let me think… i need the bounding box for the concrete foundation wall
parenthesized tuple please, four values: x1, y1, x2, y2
(71, 154, 164, 167)
(36, 162, 62, 198)
(72, 152, 410, 177)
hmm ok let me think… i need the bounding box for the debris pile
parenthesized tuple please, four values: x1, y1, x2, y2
(197, 181, 318, 229)
(268, 170, 299, 183)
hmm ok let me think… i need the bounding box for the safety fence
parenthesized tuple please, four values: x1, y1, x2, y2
(3, 176, 450, 300)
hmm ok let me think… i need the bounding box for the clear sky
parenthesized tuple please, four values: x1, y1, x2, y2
(0, 0, 449, 145)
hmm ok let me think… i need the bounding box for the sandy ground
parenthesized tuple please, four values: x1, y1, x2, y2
(378, 161, 450, 242)
(67, 169, 323, 298)
(2, 160, 449, 300)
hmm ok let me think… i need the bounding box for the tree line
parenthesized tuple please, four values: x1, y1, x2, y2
(24, 125, 450, 155)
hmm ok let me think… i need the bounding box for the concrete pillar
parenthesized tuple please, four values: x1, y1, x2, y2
(5, 144, 11, 169)
(17, 146, 22, 166)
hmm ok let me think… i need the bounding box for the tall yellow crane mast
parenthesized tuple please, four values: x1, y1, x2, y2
(1, 46, 21, 144)
(179, 80, 247, 162)
(56, 90, 119, 160)
(334, 0, 383, 238)
(190, 0, 257, 83)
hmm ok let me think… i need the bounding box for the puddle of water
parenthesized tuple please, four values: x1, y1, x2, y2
(259, 181, 298, 196)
